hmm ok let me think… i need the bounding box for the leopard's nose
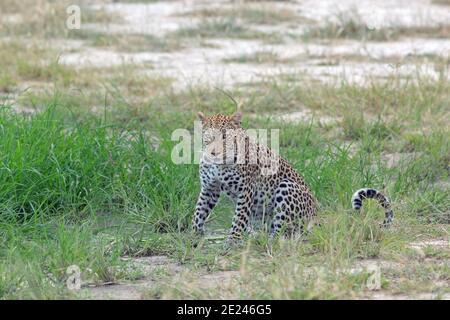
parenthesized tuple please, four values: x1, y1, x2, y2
(210, 150, 217, 156)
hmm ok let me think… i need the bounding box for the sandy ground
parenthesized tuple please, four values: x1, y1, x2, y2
(81, 238, 449, 300)
(82, 255, 240, 299)
(55, 0, 450, 90)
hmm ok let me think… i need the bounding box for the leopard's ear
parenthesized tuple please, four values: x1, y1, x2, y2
(197, 112, 206, 121)
(231, 112, 242, 124)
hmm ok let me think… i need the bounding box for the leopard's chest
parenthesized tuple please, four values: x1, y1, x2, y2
(200, 162, 242, 185)
(200, 162, 277, 203)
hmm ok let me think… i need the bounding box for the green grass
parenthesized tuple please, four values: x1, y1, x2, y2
(174, 18, 283, 42)
(0, 104, 198, 229)
(0, 72, 17, 93)
(68, 31, 184, 53)
(303, 11, 450, 41)
(181, 7, 300, 25)
(0, 39, 173, 109)
(0, 41, 76, 88)
(0, 0, 119, 38)
(223, 51, 285, 64)
(0, 102, 198, 298)
(0, 75, 448, 299)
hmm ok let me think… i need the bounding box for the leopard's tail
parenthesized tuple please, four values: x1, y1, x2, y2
(351, 188, 393, 227)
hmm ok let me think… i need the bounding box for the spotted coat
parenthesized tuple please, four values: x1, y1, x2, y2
(192, 112, 316, 242)
(192, 113, 394, 243)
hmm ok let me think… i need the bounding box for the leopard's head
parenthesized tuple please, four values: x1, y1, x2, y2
(197, 112, 243, 164)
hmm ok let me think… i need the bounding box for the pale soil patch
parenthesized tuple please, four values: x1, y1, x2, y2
(87, 1, 197, 35)
(1, 82, 50, 114)
(81, 255, 181, 300)
(8, 105, 38, 115)
(343, 258, 404, 274)
(80, 238, 450, 300)
(52, 0, 450, 89)
(253, 109, 341, 125)
(84, 282, 153, 300)
(123, 255, 182, 274)
(0, 93, 38, 115)
(409, 239, 450, 251)
(47, 39, 86, 52)
(60, 48, 156, 68)
(369, 291, 450, 300)
(1, 14, 23, 25)
(3, 0, 450, 91)
(433, 180, 450, 189)
(174, 270, 241, 291)
(88, 0, 450, 36)
(297, 0, 450, 29)
(336, 252, 449, 300)
(59, 40, 450, 90)
(407, 238, 449, 261)
(380, 152, 423, 169)
(88, 0, 306, 36)
(81, 255, 240, 300)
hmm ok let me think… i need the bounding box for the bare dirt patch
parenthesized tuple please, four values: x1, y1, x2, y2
(369, 291, 450, 300)
(380, 152, 423, 169)
(81, 255, 240, 300)
(257, 109, 341, 125)
(85, 282, 153, 300)
(409, 239, 450, 251)
(52, 0, 450, 91)
(82, 255, 181, 300)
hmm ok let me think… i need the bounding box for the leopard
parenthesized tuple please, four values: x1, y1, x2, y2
(192, 112, 394, 243)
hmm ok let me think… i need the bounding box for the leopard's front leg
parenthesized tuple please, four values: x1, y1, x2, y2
(192, 184, 220, 234)
(227, 184, 255, 243)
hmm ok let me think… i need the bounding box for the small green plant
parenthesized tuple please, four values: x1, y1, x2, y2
(303, 10, 450, 41)
(223, 51, 283, 64)
(303, 11, 395, 41)
(174, 18, 274, 40)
